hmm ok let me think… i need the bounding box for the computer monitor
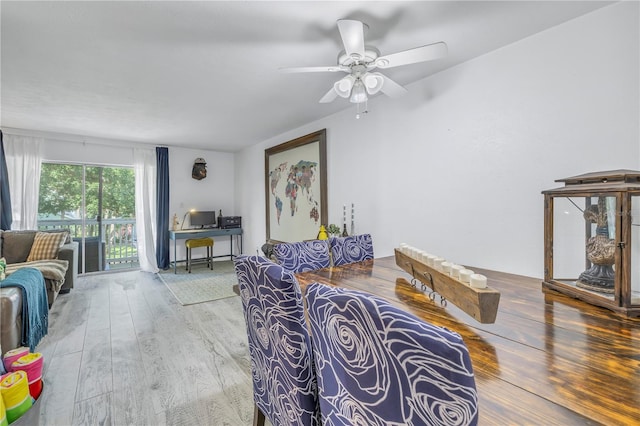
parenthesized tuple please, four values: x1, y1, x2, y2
(189, 211, 216, 228)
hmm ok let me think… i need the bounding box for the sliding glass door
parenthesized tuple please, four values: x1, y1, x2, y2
(38, 163, 138, 273)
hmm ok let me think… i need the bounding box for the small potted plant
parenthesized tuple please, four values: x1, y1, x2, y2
(327, 224, 341, 237)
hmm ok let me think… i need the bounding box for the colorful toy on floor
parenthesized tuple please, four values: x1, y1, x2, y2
(0, 371, 32, 424)
(11, 353, 43, 399)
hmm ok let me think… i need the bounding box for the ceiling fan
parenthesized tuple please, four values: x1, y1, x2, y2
(280, 19, 448, 114)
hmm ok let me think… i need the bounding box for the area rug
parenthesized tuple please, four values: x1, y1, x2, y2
(158, 260, 239, 306)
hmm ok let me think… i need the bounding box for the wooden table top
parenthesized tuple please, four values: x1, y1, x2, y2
(295, 256, 640, 425)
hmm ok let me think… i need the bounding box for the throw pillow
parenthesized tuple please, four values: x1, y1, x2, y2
(0, 257, 5, 280)
(1, 231, 37, 264)
(27, 231, 68, 262)
(42, 229, 72, 244)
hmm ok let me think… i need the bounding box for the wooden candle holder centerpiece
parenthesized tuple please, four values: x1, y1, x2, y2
(394, 249, 501, 324)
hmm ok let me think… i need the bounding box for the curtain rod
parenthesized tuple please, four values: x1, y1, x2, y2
(1, 127, 164, 150)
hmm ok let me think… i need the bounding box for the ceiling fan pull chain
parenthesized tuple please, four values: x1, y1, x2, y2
(355, 99, 368, 119)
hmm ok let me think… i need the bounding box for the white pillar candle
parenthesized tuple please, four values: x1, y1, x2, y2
(459, 269, 474, 283)
(441, 261, 452, 274)
(433, 257, 445, 271)
(351, 203, 355, 235)
(343, 204, 347, 227)
(426, 255, 436, 267)
(399, 243, 408, 254)
(450, 265, 464, 279)
(470, 273, 488, 288)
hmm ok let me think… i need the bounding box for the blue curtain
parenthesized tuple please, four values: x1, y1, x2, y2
(0, 130, 13, 230)
(155, 147, 170, 269)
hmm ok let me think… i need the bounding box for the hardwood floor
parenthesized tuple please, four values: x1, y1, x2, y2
(36, 269, 254, 425)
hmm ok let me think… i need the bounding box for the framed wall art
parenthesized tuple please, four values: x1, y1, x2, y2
(265, 129, 327, 243)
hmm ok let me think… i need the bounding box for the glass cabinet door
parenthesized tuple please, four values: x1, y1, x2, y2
(552, 195, 617, 301)
(630, 195, 640, 305)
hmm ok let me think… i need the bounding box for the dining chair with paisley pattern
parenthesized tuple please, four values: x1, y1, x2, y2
(329, 233, 374, 266)
(272, 239, 330, 273)
(305, 282, 479, 426)
(234, 255, 321, 426)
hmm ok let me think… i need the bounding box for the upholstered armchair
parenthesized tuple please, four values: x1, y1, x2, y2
(305, 282, 479, 426)
(329, 233, 374, 266)
(233, 255, 320, 426)
(272, 240, 330, 273)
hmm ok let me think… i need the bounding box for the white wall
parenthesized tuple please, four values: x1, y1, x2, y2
(235, 2, 640, 278)
(168, 146, 237, 261)
(38, 133, 237, 262)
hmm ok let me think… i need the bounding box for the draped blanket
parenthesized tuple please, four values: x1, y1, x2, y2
(5, 259, 68, 293)
(0, 268, 49, 351)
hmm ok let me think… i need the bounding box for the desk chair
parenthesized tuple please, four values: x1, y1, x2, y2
(329, 234, 374, 266)
(305, 283, 479, 426)
(272, 240, 330, 273)
(233, 255, 320, 426)
(185, 237, 214, 273)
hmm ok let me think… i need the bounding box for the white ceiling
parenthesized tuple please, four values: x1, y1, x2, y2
(1, 1, 614, 152)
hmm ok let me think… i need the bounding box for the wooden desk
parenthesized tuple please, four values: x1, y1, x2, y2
(169, 228, 242, 273)
(296, 256, 640, 425)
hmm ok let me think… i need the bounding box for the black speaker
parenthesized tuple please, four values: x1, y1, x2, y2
(218, 216, 241, 229)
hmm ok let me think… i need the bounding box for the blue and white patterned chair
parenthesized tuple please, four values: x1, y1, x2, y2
(329, 234, 374, 266)
(233, 255, 320, 426)
(272, 240, 330, 273)
(305, 283, 479, 426)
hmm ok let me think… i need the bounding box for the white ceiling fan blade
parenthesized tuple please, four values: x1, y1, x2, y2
(279, 65, 347, 73)
(337, 19, 366, 60)
(378, 73, 408, 98)
(376, 42, 448, 69)
(319, 87, 339, 103)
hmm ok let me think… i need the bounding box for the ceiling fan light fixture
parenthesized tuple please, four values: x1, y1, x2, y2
(334, 75, 355, 98)
(363, 73, 384, 95)
(350, 79, 367, 104)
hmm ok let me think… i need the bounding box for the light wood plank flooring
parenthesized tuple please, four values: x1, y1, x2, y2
(36, 269, 255, 426)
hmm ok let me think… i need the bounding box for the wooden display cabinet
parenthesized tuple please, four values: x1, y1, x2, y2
(542, 170, 640, 317)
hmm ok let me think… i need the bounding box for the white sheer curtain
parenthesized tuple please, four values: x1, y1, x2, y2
(134, 148, 159, 273)
(4, 134, 42, 230)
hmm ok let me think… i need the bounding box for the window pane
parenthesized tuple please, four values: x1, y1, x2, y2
(38, 163, 83, 234)
(38, 163, 137, 273)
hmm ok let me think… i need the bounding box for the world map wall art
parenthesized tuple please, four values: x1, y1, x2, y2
(265, 129, 327, 243)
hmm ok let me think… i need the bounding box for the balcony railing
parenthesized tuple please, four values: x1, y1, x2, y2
(38, 218, 139, 272)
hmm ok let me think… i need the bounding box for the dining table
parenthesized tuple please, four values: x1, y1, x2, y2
(295, 256, 640, 425)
